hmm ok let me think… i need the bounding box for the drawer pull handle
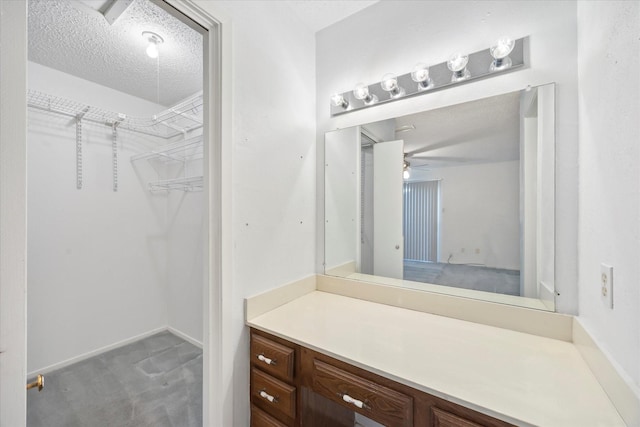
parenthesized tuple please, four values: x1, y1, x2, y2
(341, 393, 366, 409)
(260, 390, 278, 403)
(257, 353, 277, 365)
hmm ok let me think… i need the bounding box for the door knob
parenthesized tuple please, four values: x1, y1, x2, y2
(26, 374, 44, 392)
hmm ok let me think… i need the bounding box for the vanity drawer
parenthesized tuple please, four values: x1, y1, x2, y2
(251, 404, 288, 427)
(251, 332, 295, 381)
(251, 367, 297, 420)
(431, 407, 484, 427)
(310, 358, 413, 427)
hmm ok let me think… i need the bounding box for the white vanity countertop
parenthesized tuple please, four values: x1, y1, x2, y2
(247, 291, 625, 427)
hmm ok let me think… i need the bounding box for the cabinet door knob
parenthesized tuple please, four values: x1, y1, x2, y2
(259, 389, 278, 403)
(341, 393, 366, 409)
(257, 353, 277, 365)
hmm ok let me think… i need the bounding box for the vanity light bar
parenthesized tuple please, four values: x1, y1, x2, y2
(330, 36, 527, 116)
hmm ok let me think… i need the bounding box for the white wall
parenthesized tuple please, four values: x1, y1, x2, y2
(27, 63, 170, 372)
(577, 0, 640, 391)
(194, 2, 317, 426)
(416, 161, 520, 270)
(166, 187, 204, 343)
(316, 0, 579, 314)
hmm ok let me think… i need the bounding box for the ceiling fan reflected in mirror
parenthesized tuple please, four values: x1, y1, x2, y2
(396, 123, 474, 173)
(404, 149, 473, 173)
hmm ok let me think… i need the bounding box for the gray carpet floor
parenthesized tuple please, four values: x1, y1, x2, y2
(27, 331, 202, 427)
(403, 261, 521, 296)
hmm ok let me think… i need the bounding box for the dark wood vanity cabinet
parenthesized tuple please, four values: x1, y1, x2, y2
(250, 328, 514, 427)
(250, 330, 299, 426)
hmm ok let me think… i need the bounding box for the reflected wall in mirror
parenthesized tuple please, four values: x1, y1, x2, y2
(324, 83, 556, 311)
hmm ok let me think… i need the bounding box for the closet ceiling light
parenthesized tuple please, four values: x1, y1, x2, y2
(142, 31, 164, 59)
(403, 160, 411, 180)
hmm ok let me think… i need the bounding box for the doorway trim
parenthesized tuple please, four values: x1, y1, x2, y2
(0, 1, 232, 425)
(0, 1, 28, 425)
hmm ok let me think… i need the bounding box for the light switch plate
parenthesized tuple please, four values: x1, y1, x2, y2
(600, 263, 613, 309)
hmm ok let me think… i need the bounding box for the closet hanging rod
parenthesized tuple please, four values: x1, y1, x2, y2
(27, 90, 204, 139)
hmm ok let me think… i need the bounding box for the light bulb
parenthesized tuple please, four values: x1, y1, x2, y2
(490, 37, 515, 60)
(403, 169, 410, 180)
(353, 83, 377, 105)
(447, 53, 470, 82)
(142, 31, 164, 59)
(146, 43, 159, 58)
(380, 73, 397, 91)
(331, 93, 348, 109)
(411, 63, 433, 90)
(353, 83, 369, 100)
(447, 53, 469, 72)
(490, 36, 515, 71)
(380, 73, 404, 98)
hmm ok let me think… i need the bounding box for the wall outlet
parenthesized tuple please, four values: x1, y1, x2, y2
(600, 263, 613, 309)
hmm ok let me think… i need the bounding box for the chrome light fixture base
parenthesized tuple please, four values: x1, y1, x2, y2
(330, 36, 527, 116)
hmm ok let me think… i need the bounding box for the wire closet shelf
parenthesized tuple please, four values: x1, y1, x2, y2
(27, 89, 204, 139)
(28, 89, 205, 192)
(130, 135, 204, 193)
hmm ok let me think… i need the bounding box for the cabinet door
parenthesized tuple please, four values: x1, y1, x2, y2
(251, 405, 288, 427)
(428, 405, 515, 427)
(301, 386, 355, 427)
(310, 358, 413, 427)
(251, 332, 295, 381)
(251, 368, 296, 421)
(432, 407, 484, 427)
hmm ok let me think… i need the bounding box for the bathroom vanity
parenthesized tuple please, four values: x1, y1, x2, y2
(246, 281, 626, 427)
(250, 327, 515, 426)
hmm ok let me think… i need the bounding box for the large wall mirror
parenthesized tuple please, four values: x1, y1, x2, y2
(324, 83, 556, 311)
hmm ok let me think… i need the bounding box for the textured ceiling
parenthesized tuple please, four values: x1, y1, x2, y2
(393, 91, 521, 169)
(28, 0, 203, 106)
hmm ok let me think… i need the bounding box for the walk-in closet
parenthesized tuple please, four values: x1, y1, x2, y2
(26, 1, 206, 426)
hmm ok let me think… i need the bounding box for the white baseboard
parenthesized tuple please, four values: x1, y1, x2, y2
(167, 326, 202, 349)
(28, 326, 203, 378)
(28, 327, 166, 378)
(573, 317, 640, 427)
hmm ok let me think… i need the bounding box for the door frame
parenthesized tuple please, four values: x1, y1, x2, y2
(0, 1, 29, 425)
(0, 1, 233, 425)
